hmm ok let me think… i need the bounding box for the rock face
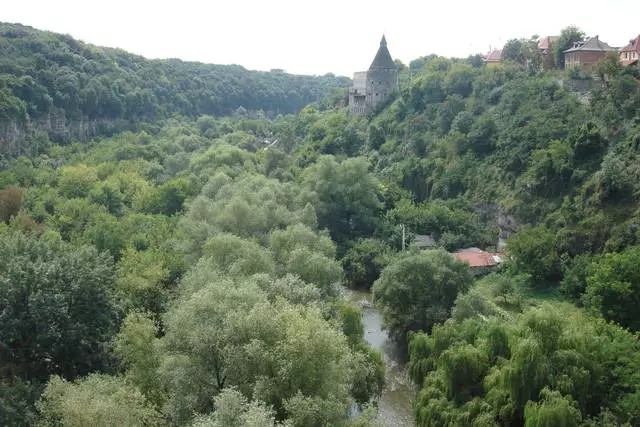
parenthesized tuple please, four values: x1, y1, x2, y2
(0, 111, 126, 156)
(473, 203, 520, 251)
(497, 212, 519, 251)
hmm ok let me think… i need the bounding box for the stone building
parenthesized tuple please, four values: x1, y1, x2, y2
(349, 36, 398, 115)
(563, 36, 617, 72)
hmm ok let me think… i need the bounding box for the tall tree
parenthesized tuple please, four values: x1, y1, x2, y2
(373, 250, 472, 344)
(303, 156, 382, 244)
(502, 39, 527, 64)
(0, 231, 118, 382)
(554, 26, 585, 69)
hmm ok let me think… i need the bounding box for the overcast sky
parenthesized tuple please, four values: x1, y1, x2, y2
(2, 0, 638, 77)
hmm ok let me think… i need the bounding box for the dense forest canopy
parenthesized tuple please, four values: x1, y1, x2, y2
(1, 22, 640, 427)
(0, 22, 349, 152)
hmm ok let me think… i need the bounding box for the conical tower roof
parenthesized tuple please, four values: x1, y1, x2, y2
(369, 35, 396, 70)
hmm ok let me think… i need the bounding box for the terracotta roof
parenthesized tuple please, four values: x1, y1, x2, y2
(563, 36, 617, 53)
(453, 250, 502, 268)
(369, 35, 397, 70)
(538, 36, 559, 51)
(484, 50, 502, 62)
(620, 35, 640, 53)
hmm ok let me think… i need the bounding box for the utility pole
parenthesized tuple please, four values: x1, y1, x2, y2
(402, 224, 406, 251)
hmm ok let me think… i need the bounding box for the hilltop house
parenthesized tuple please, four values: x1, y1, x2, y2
(620, 35, 640, 67)
(349, 36, 398, 115)
(563, 36, 617, 72)
(538, 35, 559, 69)
(483, 49, 502, 67)
(538, 36, 559, 55)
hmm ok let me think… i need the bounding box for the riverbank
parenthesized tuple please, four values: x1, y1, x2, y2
(343, 288, 415, 427)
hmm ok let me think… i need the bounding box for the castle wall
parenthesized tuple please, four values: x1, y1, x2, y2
(349, 71, 368, 115)
(365, 68, 397, 110)
(352, 72, 367, 90)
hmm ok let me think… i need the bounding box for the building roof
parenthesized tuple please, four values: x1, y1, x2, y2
(484, 50, 502, 62)
(620, 35, 640, 53)
(413, 234, 437, 248)
(369, 35, 397, 70)
(563, 36, 617, 53)
(538, 36, 559, 51)
(453, 249, 502, 268)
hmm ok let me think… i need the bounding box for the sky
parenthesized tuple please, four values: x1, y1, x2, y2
(2, 0, 638, 77)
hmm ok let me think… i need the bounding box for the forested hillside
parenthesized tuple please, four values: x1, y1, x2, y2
(0, 23, 349, 154)
(1, 23, 640, 427)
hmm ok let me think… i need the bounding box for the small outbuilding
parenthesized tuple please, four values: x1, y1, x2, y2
(453, 248, 503, 275)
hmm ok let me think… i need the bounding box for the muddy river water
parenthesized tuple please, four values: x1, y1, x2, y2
(343, 288, 415, 427)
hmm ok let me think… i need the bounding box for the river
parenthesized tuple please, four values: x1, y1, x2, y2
(343, 288, 415, 427)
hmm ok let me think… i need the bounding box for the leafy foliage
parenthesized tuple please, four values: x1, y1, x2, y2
(582, 246, 640, 331)
(373, 250, 472, 344)
(37, 374, 163, 426)
(0, 23, 349, 152)
(0, 231, 118, 382)
(1, 23, 640, 427)
(409, 303, 640, 426)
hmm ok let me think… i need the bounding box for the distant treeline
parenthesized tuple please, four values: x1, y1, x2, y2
(0, 22, 349, 126)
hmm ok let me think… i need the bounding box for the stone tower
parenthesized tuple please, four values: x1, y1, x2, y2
(349, 36, 398, 115)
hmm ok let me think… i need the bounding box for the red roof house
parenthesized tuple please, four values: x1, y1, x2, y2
(454, 251, 502, 267)
(484, 50, 503, 67)
(452, 249, 503, 275)
(538, 36, 559, 54)
(620, 35, 640, 66)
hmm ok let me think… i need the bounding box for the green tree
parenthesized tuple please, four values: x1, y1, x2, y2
(373, 250, 472, 344)
(582, 246, 640, 331)
(524, 388, 581, 427)
(190, 387, 282, 427)
(89, 180, 125, 216)
(160, 282, 355, 424)
(58, 164, 99, 199)
(439, 343, 489, 404)
(37, 375, 163, 427)
(116, 247, 172, 315)
(502, 39, 527, 64)
(554, 26, 585, 69)
(507, 225, 561, 285)
(115, 312, 163, 404)
(202, 233, 276, 277)
(342, 238, 389, 289)
(0, 231, 118, 381)
(303, 156, 381, 243)
(0, 185, 24, 223)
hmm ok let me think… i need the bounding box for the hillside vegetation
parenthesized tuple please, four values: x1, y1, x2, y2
(1, 23, 640, 427)
(0, 22, 349, 153)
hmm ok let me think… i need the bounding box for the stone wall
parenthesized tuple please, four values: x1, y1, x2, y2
(366, 68, 397, 110)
